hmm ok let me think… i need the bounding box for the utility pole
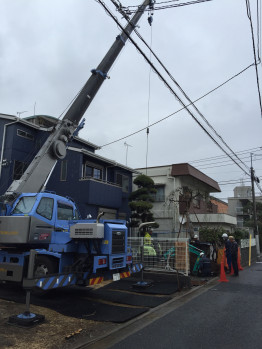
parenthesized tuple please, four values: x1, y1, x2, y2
(251, 153, 260, 258)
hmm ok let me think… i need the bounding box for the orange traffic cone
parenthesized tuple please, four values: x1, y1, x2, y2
(219, 252, 229, 282)
(238, 248, 244, 271)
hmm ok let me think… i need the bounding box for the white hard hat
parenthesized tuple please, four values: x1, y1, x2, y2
(222, 233, 228, 238)
(194, 234, 198, 239)
(200, 252, 205, 257)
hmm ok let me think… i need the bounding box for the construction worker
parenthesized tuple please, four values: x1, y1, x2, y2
(229, 236, 239, 276)
(222, 233, 231, 273)
(198, 252, 211, 277)
(191, 234, 201, 249)
(144, 227, 153, 246)
(143, 227, 162, 260)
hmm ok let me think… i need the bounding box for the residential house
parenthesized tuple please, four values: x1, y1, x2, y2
(228, 185, 262, 230)
(0, 113, 133, 220)
(134, 163, 237, 237)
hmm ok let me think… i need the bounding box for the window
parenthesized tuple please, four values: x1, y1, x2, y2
(206, 201, 213, 212)
(60, 160, 67, 181)
(93, 168, 102, 179)
(152, 186, 165, 202)
(36, 197, 54, 220)
(116, 173, 129, 193)
(12, 196, 37, 214)
(57, 202, 74, 220)
(13, 160, 28, 180)
(83, 162, 103, 180)
(17, 129, 34, 141)
(236, 207, 244, 214)
(193, 195, 201, 209)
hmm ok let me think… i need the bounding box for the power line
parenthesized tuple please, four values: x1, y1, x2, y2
(129, 23, 251, 172)
(126, 0, 213, 12)
(98, 1, 253, 177)
(195, 153, 262, 170)
(113, 0, 256, 173)
(95, 3, 258, 153)
(100, 56, 254, 172)
(189, 146, 262, 164)
(257, 0, 261, 62)
(246, 0, 262, 117)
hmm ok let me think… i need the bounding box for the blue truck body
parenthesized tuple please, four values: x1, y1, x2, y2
(0, 192, 142, 289)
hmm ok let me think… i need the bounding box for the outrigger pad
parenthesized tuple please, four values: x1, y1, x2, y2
(132, 280, 153, 289)
(8, 312, 45, 327)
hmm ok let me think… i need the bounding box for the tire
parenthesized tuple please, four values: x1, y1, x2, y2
(34, 256, 57, 277)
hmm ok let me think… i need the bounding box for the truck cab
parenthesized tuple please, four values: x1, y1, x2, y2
(0, 192, 79, 248)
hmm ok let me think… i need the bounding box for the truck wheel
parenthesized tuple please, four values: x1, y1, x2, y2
(34, 256, 57, 277)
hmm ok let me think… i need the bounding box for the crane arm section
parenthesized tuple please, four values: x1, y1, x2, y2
(4, 0, 150, 201)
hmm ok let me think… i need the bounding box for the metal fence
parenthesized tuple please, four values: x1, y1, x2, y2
(128, 237, 190, 276)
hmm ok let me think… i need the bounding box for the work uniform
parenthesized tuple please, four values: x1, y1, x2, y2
(144, 232, 153, 246)
(225, 239, 232, 272)
(231, 240, 239, 276)
(198, 256, 211, 277)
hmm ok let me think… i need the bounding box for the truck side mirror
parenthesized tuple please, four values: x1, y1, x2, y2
(0, 202, 10, 216)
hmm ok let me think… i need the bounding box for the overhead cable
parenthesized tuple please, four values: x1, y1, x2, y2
(246, 0, 262, 117)
(127, 19, 251, 171)
(189, 146, 262, 164)
(126, 0, 213, 12)
(98, 1, 251, 176)
(257, 0, 261, 62)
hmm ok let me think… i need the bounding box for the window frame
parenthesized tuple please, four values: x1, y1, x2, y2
(152, 185, 165, 202)
(13, 160, 28, 180)
(17, 129, 34, 141)
(12, 196, 37, 215)
(60, 160, 68, 181)
(83, 161, 103, 180)
(57, 201, 75, 220)
(116, 173, 129, 193)
(36, 197, 54, 220)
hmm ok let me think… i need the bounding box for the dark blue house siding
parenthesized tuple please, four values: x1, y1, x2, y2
(0, 115, 133, 221)
(0, 120, 49, 191)
(47, 149, 132, 219)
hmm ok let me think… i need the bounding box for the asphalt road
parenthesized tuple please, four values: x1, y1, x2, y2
(86, 261, 262, 349)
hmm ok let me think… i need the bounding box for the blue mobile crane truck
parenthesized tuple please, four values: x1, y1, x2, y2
(0, 192, 138, 290)
(0, 0, 153, 292)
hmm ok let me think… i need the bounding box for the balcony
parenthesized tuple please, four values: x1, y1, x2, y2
(79, 177, 122, 207)
(189, 213, 237, 226)
(236, 207, 244, 214)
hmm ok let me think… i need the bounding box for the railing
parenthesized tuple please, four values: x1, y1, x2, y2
(236, 207, 244, 214)
(128, 237, 190, 276)
(80, 176, 121, 188)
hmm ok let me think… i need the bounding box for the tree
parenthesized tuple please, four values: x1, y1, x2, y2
(129, 174, 158, 231)
(243, 201, 262, 251)
(233, 228, 249, 242)
(199, 226, 227, 246)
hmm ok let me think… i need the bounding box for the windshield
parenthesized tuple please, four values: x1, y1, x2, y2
(12, 196, 37, 214)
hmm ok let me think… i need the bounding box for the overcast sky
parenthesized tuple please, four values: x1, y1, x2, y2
(1, 0, 262, 200)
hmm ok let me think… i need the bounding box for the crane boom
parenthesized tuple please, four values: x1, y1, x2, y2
(5, 0, 150, 201)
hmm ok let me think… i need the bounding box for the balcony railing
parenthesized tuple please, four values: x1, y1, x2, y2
(79, 177, 122, 207)
(80, 176, 121, 188)
(236, 207, 244, 214)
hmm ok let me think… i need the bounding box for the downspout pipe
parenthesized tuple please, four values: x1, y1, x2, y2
(0, 119, 19, 180)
